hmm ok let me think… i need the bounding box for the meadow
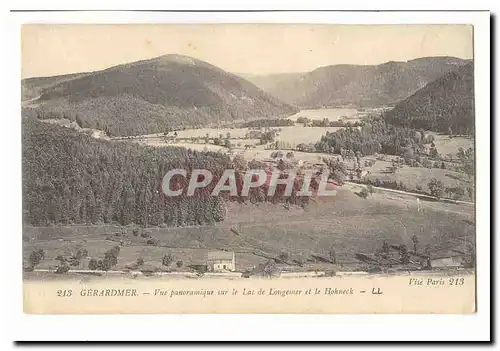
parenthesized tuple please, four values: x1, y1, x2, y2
(24, 187, 475, 275)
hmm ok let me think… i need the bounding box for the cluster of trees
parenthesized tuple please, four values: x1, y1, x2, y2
(242, 119, 294, 128)
(296, 116, 363, 128)
(265, 140, 296, 151)
(322, 157, 348, 185)
(269, 151, 294, 160)
(24, 249, 45, 271)
(374, 237, 430, 268)
(315, 119, 429, 157)
(457, 147, 474, 180)
(427, 178, 472, 200)
(88, 246, 121, 271)
(259, 130, 278, 145)
(55, 248, 88, 269)
(357, 184, 374, 199)
(212, 132, 232, 148)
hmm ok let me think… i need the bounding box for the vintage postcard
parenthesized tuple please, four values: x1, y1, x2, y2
(21, 23, 477, 314)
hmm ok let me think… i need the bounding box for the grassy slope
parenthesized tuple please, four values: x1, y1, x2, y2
(24, 187, 475, 272)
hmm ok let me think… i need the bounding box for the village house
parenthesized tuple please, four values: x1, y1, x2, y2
(207, 251, 236, 272)
(430, 252, 463, 268)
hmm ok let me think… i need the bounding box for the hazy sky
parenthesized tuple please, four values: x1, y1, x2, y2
(21, 24, 473, 78)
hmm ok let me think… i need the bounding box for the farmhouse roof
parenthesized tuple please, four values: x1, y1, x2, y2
(431, 252, 464, 260)
(208, 251, 234, 261)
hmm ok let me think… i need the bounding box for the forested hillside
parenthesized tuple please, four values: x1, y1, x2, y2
(21, 72, 88, 101)
(22, 54, 298, 136)
(22, 120, 311, 227)
(249, 57, 471, 108)
(384, 63, 474, 135)
(22, 120, 234, 226)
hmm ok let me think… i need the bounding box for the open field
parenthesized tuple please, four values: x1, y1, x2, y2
(362, 165, 473, 196)
(430, 133, 474, 157)
(274, 126, 343, 143)
(24, 186, 475, 277)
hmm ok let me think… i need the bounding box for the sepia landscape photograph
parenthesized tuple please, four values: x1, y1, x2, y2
(21, 24, 475, 285)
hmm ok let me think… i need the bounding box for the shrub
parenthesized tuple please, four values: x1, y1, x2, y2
(329, 247, 337, 264)
(75, 248, 88, 260)
(137, 257, 144, 266)
(467, 187, 473, 199)
(162, 254, 174, 266)
(211, 198, 227, 222)
(411, 235, 420, 253)
(55, 263, 70, 274)
(278, 251, 290, 262)
(89, 246, 121, 271)
(462, 243, 475, 268)
(358, 187, 370, 199)
(428, 178, 445, 199)
(446, 186, 465, 200)
(99, 258, 115, 271)
(88, 258, 98, 270)
(421, 158, 432, 168)
(399, 244, 410, 264)
(176, 261, 183, 268)
(146, 237, 159, 246)
(28, 249, 45, 267)
(23, 265, 35, 272)
(367, 184, 374, 195)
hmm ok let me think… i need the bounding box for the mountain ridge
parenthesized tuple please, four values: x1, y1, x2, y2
(245, 56, 473, 108)
(22, 54, 298, 136)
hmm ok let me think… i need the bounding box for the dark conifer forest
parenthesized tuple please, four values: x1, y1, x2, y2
(22, 120, 234, 226)
(22, 120, 311, 227)
(383, 63, 474, 135)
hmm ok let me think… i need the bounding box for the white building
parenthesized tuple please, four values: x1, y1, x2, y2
(430, 254, 463, 268)
(207, 251, 236, 272)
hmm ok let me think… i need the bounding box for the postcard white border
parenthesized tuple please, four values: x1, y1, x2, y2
(2, 8, 491, 342)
